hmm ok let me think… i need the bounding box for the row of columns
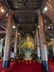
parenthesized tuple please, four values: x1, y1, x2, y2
(3, 11, 49, 72)
(2, 10, 54, 72)
(36, 11, 48, 72)
(3, 13, 18, 68)
(38, 11, 54, 72)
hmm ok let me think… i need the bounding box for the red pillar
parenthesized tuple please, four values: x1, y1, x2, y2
(36, 29, 40, 59)
(3, 13, 13, 68)
(14, 27, 18, 59)
(52, 45, 54, 61)
(38, 11, 48, 72)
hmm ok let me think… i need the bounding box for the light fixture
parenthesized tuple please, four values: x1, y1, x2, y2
(1, 9, 5, 13)
(33, 44, 34, 46)
(44, 7, 48, 11)
(51, 38, 54, 41)
(13, 25, 16, 29)
(48, 26, 50, 29)
(6, 13, 8, 17)
(18, 33, 19, 35)
(38, 25, 40, 28)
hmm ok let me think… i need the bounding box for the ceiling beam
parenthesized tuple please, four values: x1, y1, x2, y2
(13, 10, 38, 13)
(15, 22, 37, 25)
(46, 31, 54, 38)
(45, 23, 54, 25)
(47, 41, 54, 46)
(45, 12, 53, 21)
(0, 31, 6, 34)
(0, 25, 6, 30)
(20, 29, 35, 31)
(40, 0, 47, 12)
(8, 8, 39, 13)
(2, 0, 11, 10)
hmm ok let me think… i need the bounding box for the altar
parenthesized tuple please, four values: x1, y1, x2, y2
(24, 50, 32, 60)
(20, 35, 34, 60)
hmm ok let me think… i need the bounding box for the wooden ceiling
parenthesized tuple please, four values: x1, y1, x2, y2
(0, 0, 54, 39)
(8, 0, 41, 25)
(0, 0, 54, 23)
(0, 1, 7, 22)
(6, 0, 42, 10)
(0, 0, 53, 24)
(45, 0, 54, 22)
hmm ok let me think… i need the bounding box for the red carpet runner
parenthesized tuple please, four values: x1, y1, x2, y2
(6, 61, 42, 72)
(0, 60, 54, 72)
(9, 62, 42, 72)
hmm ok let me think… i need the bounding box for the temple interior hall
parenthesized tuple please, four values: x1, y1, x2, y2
(0, 0, 54, 72)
